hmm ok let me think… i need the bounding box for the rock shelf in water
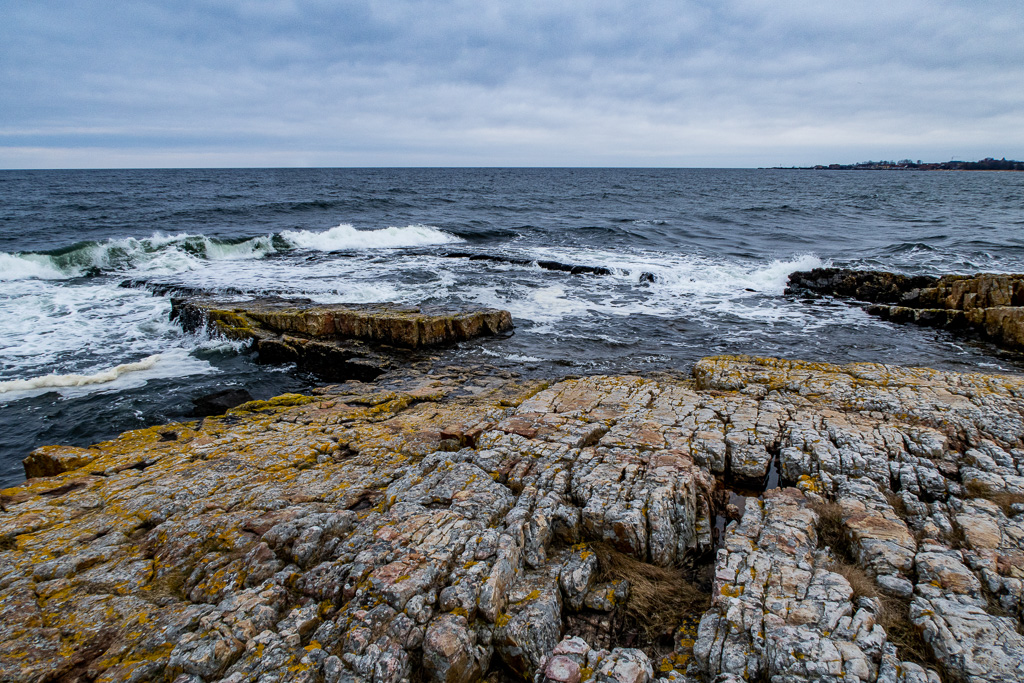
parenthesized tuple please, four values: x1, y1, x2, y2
(787, 268, 1024, 351)
(3, 356, 1024, 682)
(170, 298, 514, 381)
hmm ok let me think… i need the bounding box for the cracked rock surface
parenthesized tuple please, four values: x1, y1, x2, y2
(3, 355, 1024, 682)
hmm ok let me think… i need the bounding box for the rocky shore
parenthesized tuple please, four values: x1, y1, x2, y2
(170, 299, 514, 381)
(787, 269, 1024, 351)
(3, 352, 1024, 683)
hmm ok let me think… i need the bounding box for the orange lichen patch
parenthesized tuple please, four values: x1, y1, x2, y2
(228, 393, 321, 414)
(719, 584, 744, 598)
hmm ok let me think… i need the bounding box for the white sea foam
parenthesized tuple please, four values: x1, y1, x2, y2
(0, 355, 161, 393)
(457, 249, 831, 329)
(0, 279, 218, 402)
(280, 223, 463, 251)
(0, 348, 215, 402)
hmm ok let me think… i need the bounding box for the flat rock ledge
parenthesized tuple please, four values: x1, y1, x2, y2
(170, 298, 514, 381)
(787, 268, 1024, 351)
(4, 356, 1024, 683)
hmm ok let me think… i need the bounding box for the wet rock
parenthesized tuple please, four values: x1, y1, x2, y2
(786, 268, 939, 304)
(173, 297, 513, 349)
(171, 298, 513, 381)
(787, 268, 1024, 351)
(190, 388, 255, 417)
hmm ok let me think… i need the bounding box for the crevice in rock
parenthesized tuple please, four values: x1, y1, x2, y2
(38, 481, 88, 498)
(347, 491, 381, 511)
(480, 653, 524, 683)
(809, 495, 945, 676)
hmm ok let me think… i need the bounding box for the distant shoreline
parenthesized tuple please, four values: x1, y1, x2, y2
(770, 157, 1024, 171)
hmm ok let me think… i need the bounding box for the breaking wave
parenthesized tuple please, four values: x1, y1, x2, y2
(0, 224, 462, 281)
(0, 233, 279, 281)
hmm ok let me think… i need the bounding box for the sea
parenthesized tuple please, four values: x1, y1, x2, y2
(2, 168, 1024, 487)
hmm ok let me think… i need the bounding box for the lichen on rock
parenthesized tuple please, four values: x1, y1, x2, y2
(3, 355, 1024, 682)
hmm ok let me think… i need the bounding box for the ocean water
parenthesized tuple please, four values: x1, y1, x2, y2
(2, 168, 1023, 487)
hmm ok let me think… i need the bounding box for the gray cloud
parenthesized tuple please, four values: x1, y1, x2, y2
(1, 0, 1022, 167)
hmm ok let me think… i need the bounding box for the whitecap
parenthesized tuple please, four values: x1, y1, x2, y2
(280, 223, 463, 251)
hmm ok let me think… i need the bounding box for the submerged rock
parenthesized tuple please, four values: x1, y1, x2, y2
(787, 268, 1024, 351)
(4, 355, 1024, 681)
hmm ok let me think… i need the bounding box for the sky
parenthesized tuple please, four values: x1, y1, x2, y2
(1, 0, 1023, 168)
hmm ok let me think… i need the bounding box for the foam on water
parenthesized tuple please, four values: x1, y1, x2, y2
(0, 355, 161, 393)
(455, 248, 828, 327)
(280, 223, 463, 250)
(0, 278, 219, 403)
(0, 348, 215, 402)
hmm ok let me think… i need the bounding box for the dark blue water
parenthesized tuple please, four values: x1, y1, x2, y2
(2, 168, 1024, 487)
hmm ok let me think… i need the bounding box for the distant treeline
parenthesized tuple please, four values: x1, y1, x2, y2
(779, 157, 1024, 171)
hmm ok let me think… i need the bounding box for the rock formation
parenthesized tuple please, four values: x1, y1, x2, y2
(3, 356, 1024, 682)
(170, 298, 514, 381)
(787, 268, 1024, 351)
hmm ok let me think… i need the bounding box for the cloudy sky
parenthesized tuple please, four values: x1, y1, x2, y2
(2, 0, 1023, 168)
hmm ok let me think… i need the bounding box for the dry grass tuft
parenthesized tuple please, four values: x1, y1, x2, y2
(809, 499, 857, 564)
(828, 558, 941, 674)
(965, 481, 1024, 517)
(877, 596, 942, 675)
(885, 490, 909, 519)
(829, 560, 879, 603)
(146, 569, 186, 602)
(590, 542, 710, 639)
(812, 499, 945, 674)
